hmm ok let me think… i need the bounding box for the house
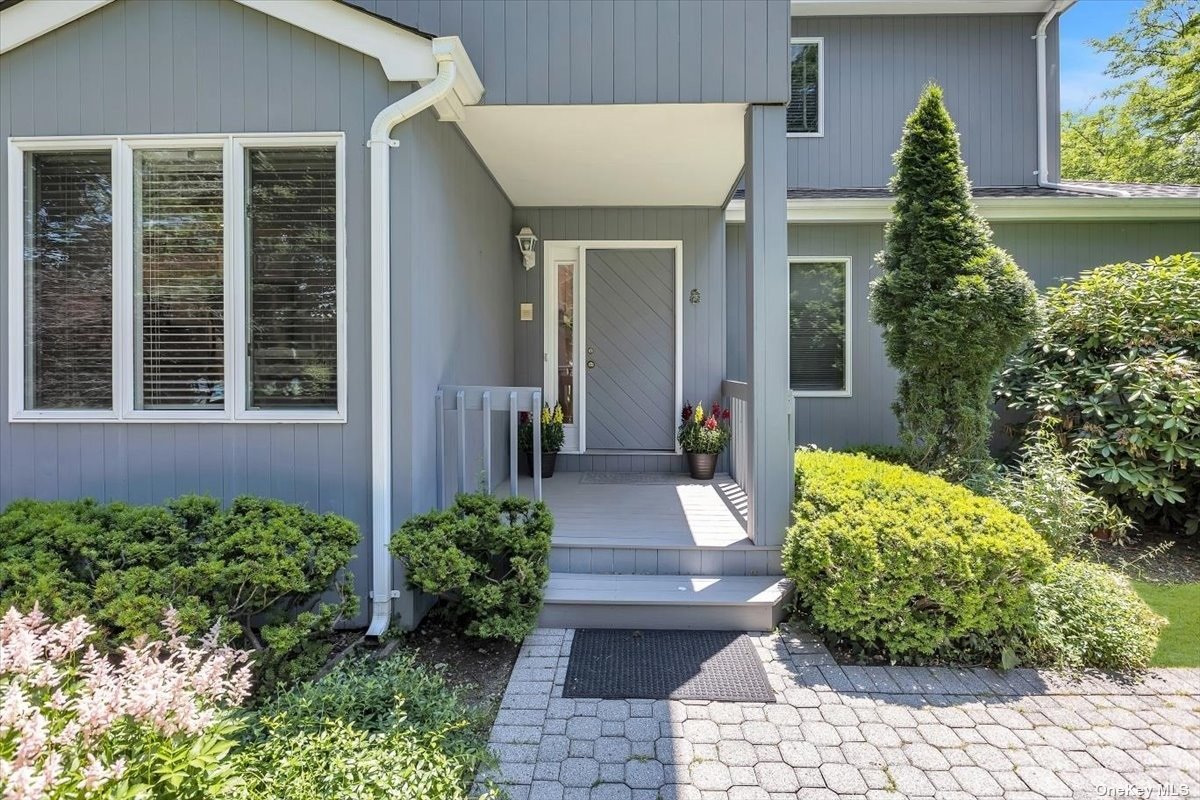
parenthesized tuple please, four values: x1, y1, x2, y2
(1, 0, 1196, 634)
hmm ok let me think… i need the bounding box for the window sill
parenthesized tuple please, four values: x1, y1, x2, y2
(791, 390, 851, 398)
(786, 132, 825, 138)
(9, 412, 347, 425)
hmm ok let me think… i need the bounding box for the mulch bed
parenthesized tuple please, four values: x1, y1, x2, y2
(1092, 530, 1200, 584)
(395, 610, 522, 711)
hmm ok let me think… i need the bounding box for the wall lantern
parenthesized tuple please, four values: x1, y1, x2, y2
(516, 227, 538, 270)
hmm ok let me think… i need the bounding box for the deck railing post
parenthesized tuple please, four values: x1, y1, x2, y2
(531, 390, 542, 502)
(434, 390, 445, 509)
(481, 390, 492, 495)
(509, 391, 519, 497)
(456, 390, 467, 495)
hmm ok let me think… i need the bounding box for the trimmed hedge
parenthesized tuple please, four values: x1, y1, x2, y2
(782, 451, 1052, 663)
(0, 495, 359, 689)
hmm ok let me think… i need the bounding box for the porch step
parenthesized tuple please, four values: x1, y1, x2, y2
(538, 573, 794, 631)
(549, 541, 783, 576)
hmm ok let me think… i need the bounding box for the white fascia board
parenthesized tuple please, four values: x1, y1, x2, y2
(235, 0, 437, 81)
(791, 0, 1064, 15)
(725, 196, 1200, 223)
(0, 0, 114, 54)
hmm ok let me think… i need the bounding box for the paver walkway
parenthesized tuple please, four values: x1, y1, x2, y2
(480, 627, 1200, 800)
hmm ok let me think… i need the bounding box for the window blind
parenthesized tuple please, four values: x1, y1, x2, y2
(789, 261, 846, 391)
(788, 42, 820, 134)
(246, 147, 338, 410)
(23, 151, 114, 410)
(134, 149, 225, 410)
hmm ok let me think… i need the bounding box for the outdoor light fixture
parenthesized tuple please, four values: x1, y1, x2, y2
(516, 227, 538, 270)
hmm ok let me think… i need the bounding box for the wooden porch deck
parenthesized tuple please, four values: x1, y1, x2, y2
(505, 471, 750, 548)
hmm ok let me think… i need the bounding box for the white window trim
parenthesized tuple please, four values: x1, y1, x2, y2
(787, 37, 824, 139)
(6, 132, 347, 424)
(789, 255, 852, 398)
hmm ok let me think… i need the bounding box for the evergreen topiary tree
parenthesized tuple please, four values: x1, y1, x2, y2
(870, 84, 1038, 477)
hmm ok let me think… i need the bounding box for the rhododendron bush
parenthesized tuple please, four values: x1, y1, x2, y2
(0, 607, 251, 800)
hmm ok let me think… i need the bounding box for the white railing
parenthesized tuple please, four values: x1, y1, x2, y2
(722, 379, 751, 493)
(434, 386, 543, 508)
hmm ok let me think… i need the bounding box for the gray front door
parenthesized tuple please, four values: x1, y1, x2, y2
(584, 248, 675, 451)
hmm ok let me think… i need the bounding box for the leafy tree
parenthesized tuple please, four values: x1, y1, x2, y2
(870, 85, 1039, 477)
(1061, 0, 1200, 184)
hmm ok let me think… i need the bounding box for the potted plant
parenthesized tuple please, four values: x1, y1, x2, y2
(678, 401, 731, 480)
(519, 403, 565, 478)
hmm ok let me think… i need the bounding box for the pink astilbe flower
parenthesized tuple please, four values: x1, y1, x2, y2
(0, 605, 252, 800)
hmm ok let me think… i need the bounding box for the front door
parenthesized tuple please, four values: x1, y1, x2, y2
(584, 248, 676, 451)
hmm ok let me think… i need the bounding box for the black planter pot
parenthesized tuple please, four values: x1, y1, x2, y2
(686, 452, 717, 480)
(521, 450, 558, 478)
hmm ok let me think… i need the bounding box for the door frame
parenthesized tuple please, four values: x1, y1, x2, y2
(542, 240, 684, 455)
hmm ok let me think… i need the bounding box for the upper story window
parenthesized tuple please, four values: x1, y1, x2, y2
(10, 134, 345, 423)
(789, 257, 850, 396)
(788, 37, 823, 137)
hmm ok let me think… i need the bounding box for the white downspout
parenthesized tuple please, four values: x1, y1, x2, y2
(366, 51, 459, 639)
(1035, 0, 1129, 197)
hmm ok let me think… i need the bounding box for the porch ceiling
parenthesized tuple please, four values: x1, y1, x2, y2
(457, 103, 746, 207)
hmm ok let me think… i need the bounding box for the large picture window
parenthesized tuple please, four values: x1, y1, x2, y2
(9, 134, 345, 422)
(788, 38, 823, 136)
(789, 257, 850, 396)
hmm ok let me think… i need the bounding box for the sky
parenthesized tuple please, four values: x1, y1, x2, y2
(1058, 0, 1143, 113)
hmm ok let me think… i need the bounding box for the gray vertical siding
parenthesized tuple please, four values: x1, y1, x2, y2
(787, 14, 1046, 188)
(391, 111, 516, 522)
(725, 220, 1200, 450)
(0, 0, 490, 627)
(344, 0, 791, 105)
(512, 207, 726, 472)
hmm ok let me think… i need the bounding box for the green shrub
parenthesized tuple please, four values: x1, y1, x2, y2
(234, 654, 500, 800)
(840, 443, 916, 466)
(782, 451, 1052, 663)
(1030, 560, 1167, 670)
(869, 85, 1038, 478)
(981, 426, 1133, 556)
(391, 493, 552, 641)
(0, 495, 360, 689)
(998, 253, 1200, 535)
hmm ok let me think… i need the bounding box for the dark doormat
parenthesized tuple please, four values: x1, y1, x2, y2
(563, 629, 775, 702)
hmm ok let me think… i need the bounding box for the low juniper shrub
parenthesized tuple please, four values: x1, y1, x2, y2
(0, 495, 360, 691)
(390, 493, 552, 641)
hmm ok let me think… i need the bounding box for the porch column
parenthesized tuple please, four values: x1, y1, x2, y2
(744, 104, 791, 547)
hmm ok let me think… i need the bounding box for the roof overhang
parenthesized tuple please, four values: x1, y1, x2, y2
(1, 0, 482, 118)
(791, 0, 1073, 14)
(458, 104, 746, 207)
(725, 196, 1200, 223)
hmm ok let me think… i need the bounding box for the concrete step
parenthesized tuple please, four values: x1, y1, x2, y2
(549, 540, 783, 576)
(538, 573, 794, 630)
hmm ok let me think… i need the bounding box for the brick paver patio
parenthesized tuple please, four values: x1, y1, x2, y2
(480, 627, 1200, 800)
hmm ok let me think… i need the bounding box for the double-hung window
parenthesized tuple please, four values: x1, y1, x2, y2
(8, 133, 345, 422)
(788, 37, 823, 137)
(789, 257, 851, 397)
